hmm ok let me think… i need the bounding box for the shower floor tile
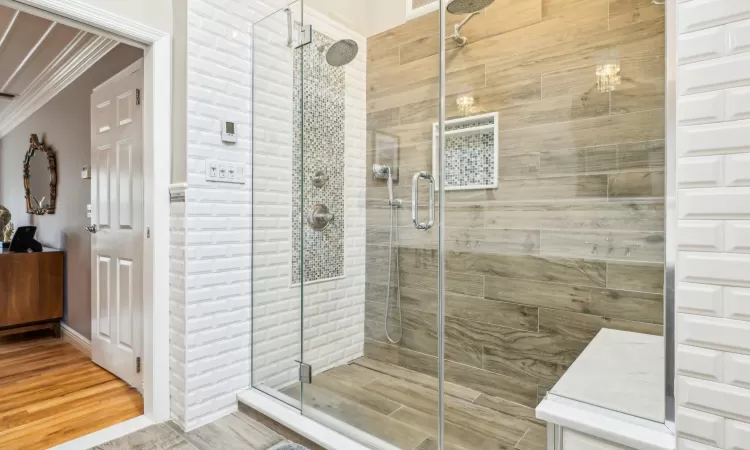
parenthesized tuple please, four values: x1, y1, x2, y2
(281, 357, 547, 450)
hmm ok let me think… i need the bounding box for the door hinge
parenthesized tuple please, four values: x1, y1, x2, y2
(136, 89, 141, 105)
(296, 24, 312, 49)
(146, 227, 151, 238)
(297, 361, 312, 384)
(136, 356, 141, 374)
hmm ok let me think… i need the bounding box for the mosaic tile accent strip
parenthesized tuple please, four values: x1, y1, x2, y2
(444, 130, 495, 188)
(291, 30, 346, 284)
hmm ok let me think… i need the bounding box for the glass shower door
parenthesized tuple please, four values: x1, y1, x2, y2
(250, 1, 305, 411)
(296, 3, 444, 449)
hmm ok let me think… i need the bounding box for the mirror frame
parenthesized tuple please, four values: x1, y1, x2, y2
(23, 134, 57, 215)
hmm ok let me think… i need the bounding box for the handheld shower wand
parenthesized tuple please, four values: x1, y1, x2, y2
(372, 164, 403, 343)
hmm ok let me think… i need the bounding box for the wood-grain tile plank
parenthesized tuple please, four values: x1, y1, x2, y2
(515, 425, 547, 450)
(363, 376, 529, 446)
(608, 170, 665, 198)
(606, 261, 664, 293)
(183, 412, 292, 450)
(400, 287, 539, 332)
(538, 308, 663, 342)
(484, 201, 664, 232)
(539, 230, 666, 263)
(283, 381, 430, 449)
(354, 357, 482, 403)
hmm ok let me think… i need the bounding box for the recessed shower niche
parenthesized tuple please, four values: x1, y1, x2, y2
(432, 112, 499, 191)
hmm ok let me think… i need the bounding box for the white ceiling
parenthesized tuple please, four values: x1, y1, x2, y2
(305, 0, 407, 37)
(0, 4, 119, 137)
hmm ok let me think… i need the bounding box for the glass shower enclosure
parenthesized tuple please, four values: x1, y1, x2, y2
(252, 0, 666, 449)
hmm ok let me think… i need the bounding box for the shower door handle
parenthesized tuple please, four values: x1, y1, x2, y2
(412, 171, 435, 231)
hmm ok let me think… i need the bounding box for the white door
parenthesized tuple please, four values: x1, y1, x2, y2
(90, 60, 144, 389)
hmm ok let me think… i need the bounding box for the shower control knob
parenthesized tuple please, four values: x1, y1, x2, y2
(307, 204, 334, 231)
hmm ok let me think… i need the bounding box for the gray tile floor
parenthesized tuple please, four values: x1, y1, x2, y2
(91, 412, 293, 450)
(94, 358, 545, 450)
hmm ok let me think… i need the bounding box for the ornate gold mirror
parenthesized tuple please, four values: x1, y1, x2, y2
(23, 134, 57, 215)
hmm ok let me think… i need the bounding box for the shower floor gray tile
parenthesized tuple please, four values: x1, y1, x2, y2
(279, 357, 547, 450)
(91, 412, 285, 450)
(96, 359, 546, 450)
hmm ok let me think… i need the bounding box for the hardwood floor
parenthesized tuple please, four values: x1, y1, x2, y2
(281, 357, 546, 450)
(0, 333, 143, 450)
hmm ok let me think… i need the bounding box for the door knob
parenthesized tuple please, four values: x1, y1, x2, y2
(86, 225, 98, 234)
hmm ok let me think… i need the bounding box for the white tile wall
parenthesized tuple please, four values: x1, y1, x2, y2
(170, 0, 367, 431)
(677, 2, 750, 448)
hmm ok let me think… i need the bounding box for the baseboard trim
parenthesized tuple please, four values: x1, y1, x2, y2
(61, 322, 91, 356)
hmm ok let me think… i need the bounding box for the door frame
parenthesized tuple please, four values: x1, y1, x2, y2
(3, 0, 172, 423)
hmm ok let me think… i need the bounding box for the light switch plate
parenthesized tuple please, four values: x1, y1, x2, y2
(205, 159, 245, 184)
(81, 165, 91, 179)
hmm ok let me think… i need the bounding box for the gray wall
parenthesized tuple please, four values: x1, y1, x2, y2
(0, 43, 143, 339)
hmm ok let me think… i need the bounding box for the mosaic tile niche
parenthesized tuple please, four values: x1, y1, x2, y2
(434, 113, 498, 190)
(291, 30, 346, 285)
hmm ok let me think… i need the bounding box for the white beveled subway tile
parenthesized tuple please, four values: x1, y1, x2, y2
(724, 153, 750, 186)
(677, 344, 724, 381)
(677, 119, 750, 157)
(678, 313, 750, 354)
(677, 155, 721, 188)
(725, 287, 750, 322)
(679, 0, 750, 34)
(678, 221, 724, 252)
(725, 87, 750, 121)
(679, 54, 750, 96)
(677, 282, 724, 316)
(728, 18, 750, 55)
(677, 407, 725, 448)
(724, 352, 750, 390)
(677, 438, 721, 450)
(725, 221, 750, 253)
(678, 91, 725, 125)
(679, 27, 727, 65)
(678, 188, 750, 219)
(726, 419, 750, 449)
(678, 375, 750, 422)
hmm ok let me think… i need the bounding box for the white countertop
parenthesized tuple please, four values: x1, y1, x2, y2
(550, 329, 665, 423)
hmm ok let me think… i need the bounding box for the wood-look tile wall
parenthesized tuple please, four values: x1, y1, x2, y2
(364, 0, 665, 408)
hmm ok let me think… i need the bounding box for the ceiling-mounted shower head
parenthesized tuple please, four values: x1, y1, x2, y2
(320, 39, 359, 67)
(447, 0, 495, 15)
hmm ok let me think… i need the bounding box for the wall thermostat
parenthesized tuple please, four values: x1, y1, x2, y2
(221, 120, 237, 143)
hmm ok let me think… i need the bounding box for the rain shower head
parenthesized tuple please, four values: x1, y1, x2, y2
(320, 39, 359, 67)
(448, 0, 495, 47)
(447, 0, 495, 15)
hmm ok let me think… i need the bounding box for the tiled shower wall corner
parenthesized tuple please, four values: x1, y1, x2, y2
(675, 1, 750, 449)
(364, 0, 666, 409)
(171, 0, 366, 430)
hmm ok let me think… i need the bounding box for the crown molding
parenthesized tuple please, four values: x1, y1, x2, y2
(10, 0, 164, 43)
(0, 31, 117, 139)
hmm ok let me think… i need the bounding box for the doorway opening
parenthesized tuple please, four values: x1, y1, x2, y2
(0, 0, 170, 447)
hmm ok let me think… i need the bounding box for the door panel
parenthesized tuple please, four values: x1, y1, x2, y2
(90, 61, 144, 390)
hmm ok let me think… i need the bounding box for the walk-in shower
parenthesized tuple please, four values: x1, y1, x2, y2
(250, 0, 668, 448)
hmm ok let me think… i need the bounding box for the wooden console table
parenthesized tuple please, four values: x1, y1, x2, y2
(0, 248, 64, 337)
